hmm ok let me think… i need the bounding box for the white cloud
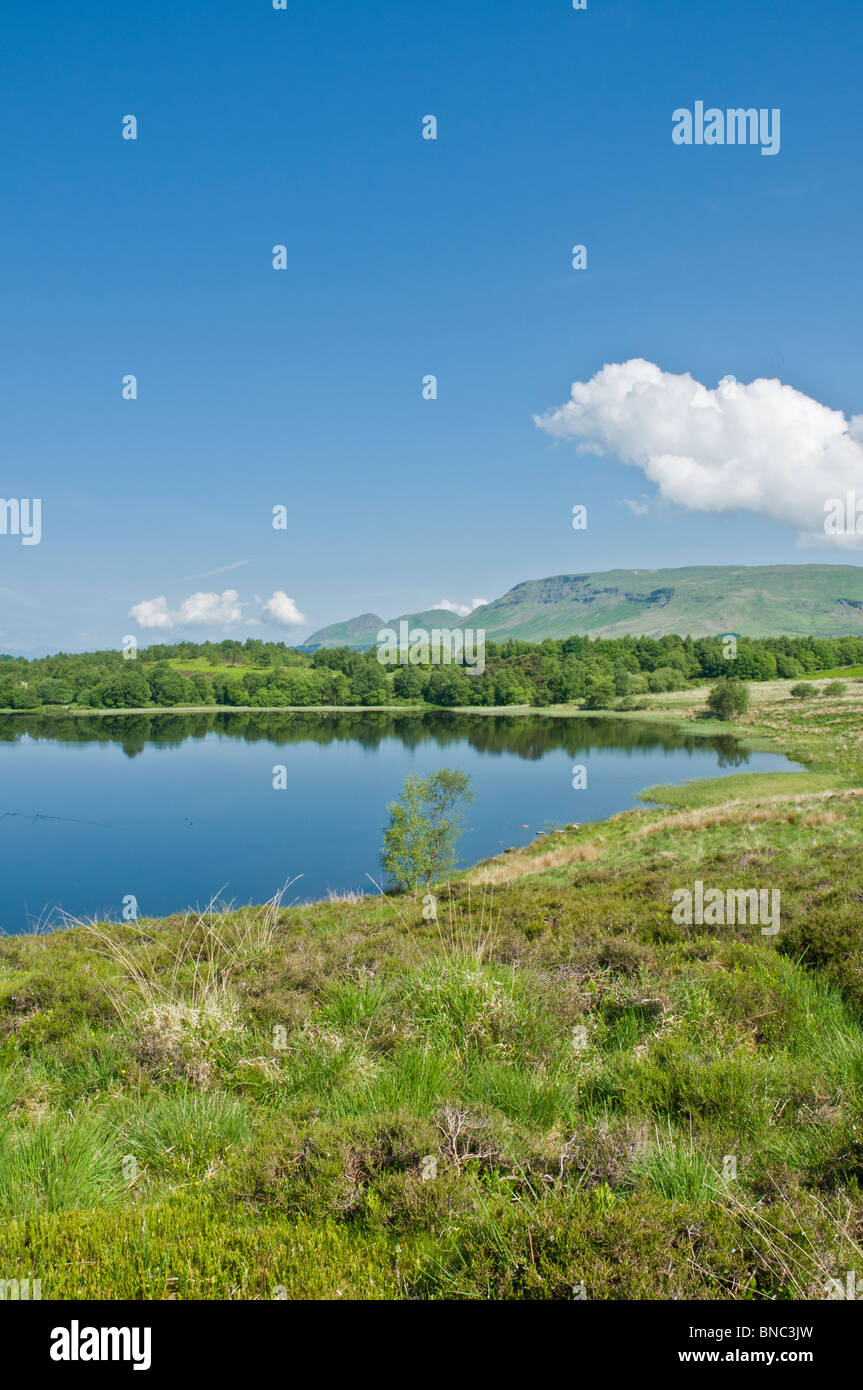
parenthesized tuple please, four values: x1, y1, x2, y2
(180, 590, 246, 626)
(534, 358, 863, 546)
(262, 591, 307, 626)
(434, 597, 490, 617)
(129, 589, 306, 632)
(620, 496, 650, 516)
(128, 596, 176, 629)
(130, 590, 246, 630)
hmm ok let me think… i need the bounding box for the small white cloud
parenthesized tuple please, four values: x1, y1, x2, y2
(262, 591, 307, 626)
(129, 596, 173, 630)
(434, 597, 489, 618)
(535, 358, 863, 546)
(620, 496, 650, 516)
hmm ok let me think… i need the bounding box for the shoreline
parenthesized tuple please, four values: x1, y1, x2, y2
(0, 690, 823, 933)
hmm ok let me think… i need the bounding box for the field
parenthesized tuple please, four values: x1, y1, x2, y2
(165, 656, 284, 677)
(800, 666, 863, 681)
(1, 684, 862, 1299)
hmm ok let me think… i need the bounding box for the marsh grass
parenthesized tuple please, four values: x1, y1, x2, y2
(118, 1089, 253, 1188)
(632, 1122, 717, 1202)
(0, 1109, 125, 1216)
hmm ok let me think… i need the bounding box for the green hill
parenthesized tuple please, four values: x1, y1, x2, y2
(303, 612, 385, 649)
(303, 565, 863, 647)
(304, 608, 471, 650)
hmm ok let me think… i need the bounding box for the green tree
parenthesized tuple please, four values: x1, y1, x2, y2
(315, 669, 351, 705)
(380, 769, 474, 892)
(36, 678, 74, 705)
(189, 672, 216, 704)
(790, 682, 818, 700)
(392, 665, 427, 700)
(612, 664, 632, 697)
(583, 675, 616, 709)
(426, 667, 473, 706)
(491, 668, 535, 706)
(92, 666, 151, 709)
(2, 681, 39, 709)
(351, 661, 389, 705)
(648, 665, 689, 693)
(706, 678, 750, 720)
(776, 655, 803, 679)
(146, 661, 193, 706)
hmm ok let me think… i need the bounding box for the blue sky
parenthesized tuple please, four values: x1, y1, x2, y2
(2, 0, 862, 653)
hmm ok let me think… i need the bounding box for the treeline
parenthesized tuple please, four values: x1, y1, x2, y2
(1, 632, 862, 711)
(371, 631, 863, 708)
(0, 639, 312, 710)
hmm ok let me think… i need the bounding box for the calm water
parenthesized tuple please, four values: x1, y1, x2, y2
(0, 710, 800, 933)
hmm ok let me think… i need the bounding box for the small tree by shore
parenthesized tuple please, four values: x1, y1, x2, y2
(706, 677, 750, 721)
(380, 769, 474, 892)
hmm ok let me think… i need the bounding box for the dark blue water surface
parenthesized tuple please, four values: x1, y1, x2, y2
(0, 710, 800, 933)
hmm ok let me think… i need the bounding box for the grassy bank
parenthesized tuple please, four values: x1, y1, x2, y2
(1, 685, 862, 1299)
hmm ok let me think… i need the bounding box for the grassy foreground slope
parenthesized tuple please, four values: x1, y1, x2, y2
(1, 686, 863, 1300)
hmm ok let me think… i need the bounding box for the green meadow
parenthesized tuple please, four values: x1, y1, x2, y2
(1, 682, 862, 1299)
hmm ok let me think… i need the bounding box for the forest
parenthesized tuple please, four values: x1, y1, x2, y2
(2, 631, 862, 710)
